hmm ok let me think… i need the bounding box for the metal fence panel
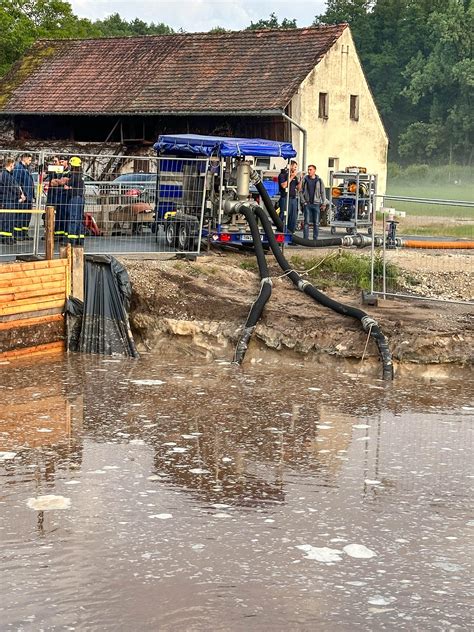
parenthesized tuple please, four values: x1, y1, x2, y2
(1, 151, 208, 259)
(371, 196, 474, 304)
(0, 149, 45, 259)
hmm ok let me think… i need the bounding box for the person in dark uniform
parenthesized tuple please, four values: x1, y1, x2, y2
(64, 156, 85, 247)
(13, 152, 35, 240)
(44, 156, 70, 240)
(278, 159, 301, 233)
(0, 157, 26, 244)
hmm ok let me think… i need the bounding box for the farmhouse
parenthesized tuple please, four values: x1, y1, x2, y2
(0, 24, 388, 189)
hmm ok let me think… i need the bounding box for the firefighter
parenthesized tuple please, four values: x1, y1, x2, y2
(44, 156, 70, 241)
(64, 156, 85, 247)
(0, 158, 26, 244)
(13, 152, 35, 240)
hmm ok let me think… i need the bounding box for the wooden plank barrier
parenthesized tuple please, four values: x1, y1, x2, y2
(0, 257, 71, 360)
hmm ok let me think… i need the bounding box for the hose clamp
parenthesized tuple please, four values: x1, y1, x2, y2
(297, 279, 310, 292)
(261, 277, 273, 287)
(361, 315, 377, 331)
(249, 168, 261, 185)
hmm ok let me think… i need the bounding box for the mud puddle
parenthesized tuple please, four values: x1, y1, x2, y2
(0, 345, 472, 630)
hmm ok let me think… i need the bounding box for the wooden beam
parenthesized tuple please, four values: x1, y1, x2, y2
(0, 306, 63, 323)
(0, 259, 67, 275)
(0, 340, 65, 360)
(0, 272, 66, 289)
(0, 285, 67, 303)
(44, 206, 55, 261)
(0, 298, 65, 317)
(0, 313, 63, 331)
(0, 280, 66, 295)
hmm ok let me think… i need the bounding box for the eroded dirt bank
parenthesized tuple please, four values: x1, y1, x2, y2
(122, 252, 473, 373)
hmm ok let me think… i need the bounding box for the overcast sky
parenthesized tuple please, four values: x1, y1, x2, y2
(69, 0, 327, 32)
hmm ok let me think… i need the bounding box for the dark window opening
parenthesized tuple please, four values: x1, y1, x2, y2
(350, 95, 359, 121)
(318, 92, 329, 119)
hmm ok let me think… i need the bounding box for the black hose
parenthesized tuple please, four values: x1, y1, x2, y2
(252, 172, 371, 248)
(253, 205, 394, 380)
(233, 205, 273, 364)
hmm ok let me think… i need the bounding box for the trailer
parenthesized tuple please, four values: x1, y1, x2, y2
(329, 170, 377, 236)
(153, 134, 296, 250)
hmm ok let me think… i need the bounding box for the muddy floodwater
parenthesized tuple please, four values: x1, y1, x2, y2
(1, 342, 473, 631)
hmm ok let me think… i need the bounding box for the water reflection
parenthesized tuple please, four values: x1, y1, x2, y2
(0, 347, 472, 630)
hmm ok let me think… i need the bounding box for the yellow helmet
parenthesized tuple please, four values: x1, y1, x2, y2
(69, 156, 81, 167)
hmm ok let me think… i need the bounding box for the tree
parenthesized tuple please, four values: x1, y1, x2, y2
(0, 0, 174, 78)
(93, 13, 173, 37)
(400, 0, 473, 163)
(315, 0, 472, 163)
(0, 0, 100, 76)
(246, 12, 297, 30)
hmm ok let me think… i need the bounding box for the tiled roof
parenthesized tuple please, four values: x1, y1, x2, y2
(0, 25, 347, 115)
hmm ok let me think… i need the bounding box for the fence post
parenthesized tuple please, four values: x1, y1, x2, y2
(33, 150, 45, 256)
(44, 206, 55, 260)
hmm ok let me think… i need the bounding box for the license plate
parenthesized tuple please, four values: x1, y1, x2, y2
(241, 235, 253, 242)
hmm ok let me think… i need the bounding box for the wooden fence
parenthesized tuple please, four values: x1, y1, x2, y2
(0, 257, 70, 361)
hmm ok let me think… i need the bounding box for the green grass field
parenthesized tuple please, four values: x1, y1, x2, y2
(385, 164, 473, 219)
(385, 183, 473, 218)
(384, 164, 473, 237)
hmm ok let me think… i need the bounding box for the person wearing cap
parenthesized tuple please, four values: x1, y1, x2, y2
(44, 156, 70, 241)
(0, 157, 26, 245)
(64, 156, 85, 247)
(12, 152, 35, 240)
(278, 159, 301, 233)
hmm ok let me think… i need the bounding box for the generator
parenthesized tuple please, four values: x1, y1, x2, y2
(329, 170, 377, 235)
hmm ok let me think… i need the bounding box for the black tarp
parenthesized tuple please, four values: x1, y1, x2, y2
(66, 255, 139, 358)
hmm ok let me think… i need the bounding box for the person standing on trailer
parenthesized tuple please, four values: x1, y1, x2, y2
(278, 159, 301, 233)
(64, 156, 85, 247)
(0, 157, 26, 244)
(12, 152, 35, 241)
(301, 165, 327, 240)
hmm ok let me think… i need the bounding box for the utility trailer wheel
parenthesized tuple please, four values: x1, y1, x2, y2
(177, 222, 190, 251)
(165, 222, 177, 249)
(177, 220, 199, 251)
(346, 227, 356, 235)
(367, 226, 373, 236)
(330, 226, 336, 235)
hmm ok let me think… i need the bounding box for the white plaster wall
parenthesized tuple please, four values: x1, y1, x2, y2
(290, 28, 388, 197)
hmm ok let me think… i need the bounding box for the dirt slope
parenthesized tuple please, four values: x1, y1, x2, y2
(122, 251, 473, 373)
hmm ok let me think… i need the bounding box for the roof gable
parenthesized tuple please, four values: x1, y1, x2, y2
(0, 25, 347, 115)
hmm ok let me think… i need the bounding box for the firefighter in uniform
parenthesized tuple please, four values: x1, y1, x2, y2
(13, 152, 35, 240)
(0, 157, 26, 244)
(44, 156, 70, 241)
(64, 156, 85, 246)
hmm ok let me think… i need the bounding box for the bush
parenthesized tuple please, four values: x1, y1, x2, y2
(403, 164, 430, 180)
(289, 251, 400, 291)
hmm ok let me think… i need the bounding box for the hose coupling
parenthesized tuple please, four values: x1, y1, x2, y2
(249, 168, 262, 185)
(297, 279, 310, 292)
(224, 198, 258, 214)
(354, 234, 372, 248)
(341, 236, 354, 247)
(361, 315, 377, 332)
(261, 276, 273, 287)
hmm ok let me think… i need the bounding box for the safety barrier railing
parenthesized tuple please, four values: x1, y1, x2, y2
(370, 194, 473, 304)
(0, 151, 208, 259)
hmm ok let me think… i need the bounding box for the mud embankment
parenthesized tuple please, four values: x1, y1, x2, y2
(123, 255, 473, 373)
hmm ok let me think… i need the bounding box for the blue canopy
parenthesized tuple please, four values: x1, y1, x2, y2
(154, 134, 297, 159)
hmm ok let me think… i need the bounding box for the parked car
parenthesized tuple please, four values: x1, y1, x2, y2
(103, 173, 156, 206)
